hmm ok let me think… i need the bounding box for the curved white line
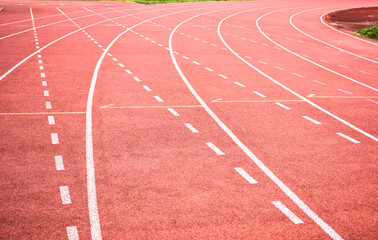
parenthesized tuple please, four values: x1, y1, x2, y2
(320, 9, 378, 47)
(86, 5, 225, 239)
(169, 4, 340, 240)
(290, 8, 378, 64)
(257, 8, 377, 91)
(0, 6, 190, 82)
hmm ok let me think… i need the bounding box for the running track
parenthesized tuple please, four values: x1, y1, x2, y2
(0, 0, 377, 239)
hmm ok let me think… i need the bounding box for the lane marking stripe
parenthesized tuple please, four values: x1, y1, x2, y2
(143, 86, 151, 91)
(46, 102, 52, 109)
(51, 133, 59, 144)
(206, 142, 225, 155)
(302, 116, 322, 125)
(55, 155, 65, 170)
(167, 108, 179, 116)
(133, 77, 141, 82)
(154, 96, 164, 102)
(60, 186, 72, 204)
(48, 115, 55, 124)
(253, 91, 266, 98)
(275, 102, 291, 110)
(234, 82, 245, 87)
(66, 226, 79, 240)
(235, 167, 257, 184)
(336, 133, 360, 143)
(272, 201, 304, 224)
(184, 123, 199, 133)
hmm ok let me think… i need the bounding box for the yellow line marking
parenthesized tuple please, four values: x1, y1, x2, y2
(99, 104, 114, 108)
(100, 104, 202, 109)
(0, 111, 85, 116)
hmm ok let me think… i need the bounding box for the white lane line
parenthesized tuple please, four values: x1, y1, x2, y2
(39, 65, 44, 70)
(43, 90, 49, 96)
(98, 45, 103, 48)
(258, 61, 267, 64)
(262, 43, 269, 47)
(48, 115, 55, 125)
(66, 226, 79, 240)
(272, 201, 304, 224)
(51, 133, 59, 144)
(37, 54, 42, 58)
(38, 60, 43, 64)
(167, 108, 179, 116)
(36, 46, 40, 49)
(337, 89, 352, 94)
(94, 41, 98, 44)
(41, 73, 45, 78)
(205, 67, 214, 72)
(234, 82, 246, 87)
(313, 80, 326, 85)
(158, 43, 163, 47)
(112, 57, 118, 62)
(46, 102, 52, 109)
(302, 116, 322, 125)
(336, 133, 360, 143)
(125, 70, 132, 74)
(211, 43, 217, 47)
(55, 155, 65, 170)
(133, 77, 141, 82)
(154, 96, 164, 102)
(245, 56, 252, 59)
(319, 59, 329, 63)
(174, 51, 179, 55)
(275, 102, 291, 110)
(218, 74, 228, 79)
(118, 63, 125, 68)
(184, 123, 199, 133)
(182, 56, 189, 60)
(206, 142, 225, 155)
(107, 53, 112, 56)
(367, 99, 378, 104)
(338, 65, 349, 69)
(60, 186, 72, 205)
(360, 70, 373, 76)
(235, 167, 258, 184)
(274, 66, 285, 71)
(143, 85, 151, 91)
(292, 72, 304, 78)
(42, 81, 47, 86)
(192, 61, 200, 65)
(165, 47, 170, 51)
(253, 91, 266, 98)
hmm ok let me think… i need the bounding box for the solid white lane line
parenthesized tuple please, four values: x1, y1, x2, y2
(338, 65, 349, 69)
(206, 142, 225, 155)
(143, 85, 151, 91)
(313, 80, 326, 85)
(275, 102, 291, 110)
(43, 90, 49, 96)
(41, 73, 45, 78)
(337, 89, 352, 94)
(51, 133, 59, 144)
(48, 115, 55, 125)
(272, 201, 304, 224)
(218, 74, 228, 79)
(253, 91, 266, 98)
(66, 226, 79, 240)
(205, 67, 213, 72)
(46, 102, 52, 109)
(192, 61, 200, 65)
(360, 70, 373, 76)
(185, 123, 199, 133)
(274, 66, 284, 70)
(60, 186, 72, 205)
(302, 116, 322, 125)
(118, 63, 124, 67)
(54, 155, 65, 170)
(336, 133, 360, 143)
(133, 77, 141, 82)
(292, 72, 304, 78)
(235, 167, 257, 184)
(168, 108, 179, 116)
(234, 82, 246, 87)
(42, 81, 47, 86)
(154, 96, 164, 102)
(367, 99, 378, 104)
(258, 60, 267, 64)
(125, 70, 132, 74)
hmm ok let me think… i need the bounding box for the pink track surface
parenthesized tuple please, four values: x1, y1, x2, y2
(0, 0, 377, 239)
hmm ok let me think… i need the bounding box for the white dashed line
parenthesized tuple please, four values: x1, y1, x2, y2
(275, 102, 291, 110)
(51, 133, 59, 144)
(245, 56, 252, 59)
(235, 167, 257, 184)
(118, 63, 125, 68)
(184, 123, 199, 133)
(143, 85, 151, 91)
(337, 89, 352, 94)
(338, 65, 349, 69)
(205, 67, 213, 72)
(107, 53, 112, 56)
(272, 201, 304, 224)
(133, 77, 141, 82)
(303, 55, 312, 59)
(38, 60, 43, 64)
(48, 115, 55, 125)
(158, 43, 163, 47)
(43, 90, 49, 96)
(234, 82, 246, 87)
(42, 81, 47, 86)
(258, 61, 267, 64)
(125, 70, 132, 74)
(262, 43, 269, 47)
(112, 57, 118, 62)
(192, 61, 200, 65)
(292, 73, 304, 78)
(218, 74, 228, 79)
(367, 99, 378, 104)
(66, 226, 79, 240)
(182, 56, 189, 60)
(336, 133, 360, 143)
(54, 155, 65, 170)
(253, 91, 266, 98)
(319, 59, 329, 63)
(154, 96, 164, 102)
(167, 108, 179, 116)
(274, 66, 284, 71)
(206, 142, 225, 155)
(60, 186, 72, 205)
(302, 116, 322, 125)
(41, 73, 46, 78)
(313, 80, 326, 85)
(45, 102, 52, 109)
(37, 55, 42, 58)
(360, 70, 373, 76)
